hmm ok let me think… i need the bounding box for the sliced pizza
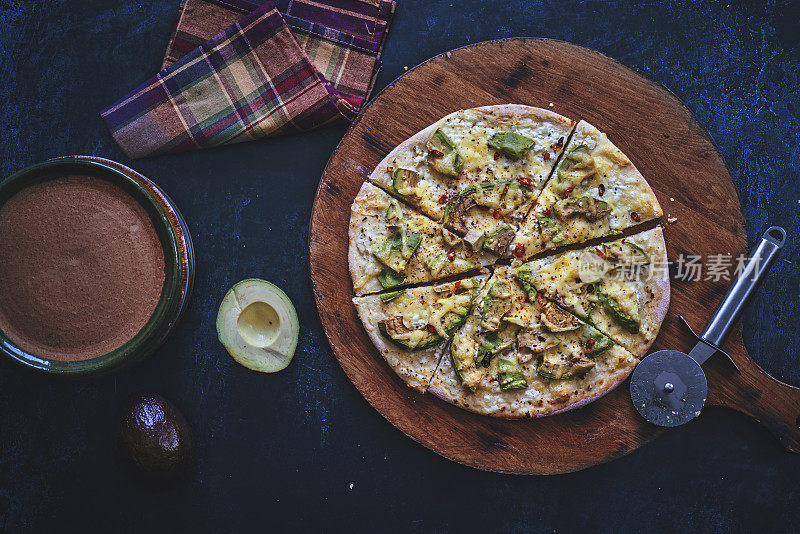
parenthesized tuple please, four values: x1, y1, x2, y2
(368, 105, 575, 244)
(427, 265, 639, 418)
(514, 227, 669, 355)
(349, 182, 495, 296)
(352, 275, 489, 392)
(513, 120, 662, 257)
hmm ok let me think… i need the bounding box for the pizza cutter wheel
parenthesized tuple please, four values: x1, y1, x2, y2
(630, 226, 786, 427)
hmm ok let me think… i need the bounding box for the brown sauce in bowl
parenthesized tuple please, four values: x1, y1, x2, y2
(0, 176, 165, 361)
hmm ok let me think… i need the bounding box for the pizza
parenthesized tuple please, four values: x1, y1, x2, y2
(349, 104, 670, 418)
(349, 182, 495, 296)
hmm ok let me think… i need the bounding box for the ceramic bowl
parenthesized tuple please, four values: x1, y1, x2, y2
(0, 156, 195, 375)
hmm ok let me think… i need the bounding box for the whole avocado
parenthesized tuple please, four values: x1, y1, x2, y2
(115, 392, 194, 483)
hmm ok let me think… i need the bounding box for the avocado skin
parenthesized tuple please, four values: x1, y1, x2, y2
(115, 392, 194, 484)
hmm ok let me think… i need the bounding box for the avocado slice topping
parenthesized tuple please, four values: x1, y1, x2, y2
(377, 269, 405, 289)
(579, 323, 614, 357)
(480, 280, 514, 331)
(392, 168, 422, 198)
(450, 328, 483, 392)
(603, 240, 650, 265)
(514, 268, 539, 300)
(488, 132, 536, 161)
(385, 198, 402, 223)
(441, 226, 460, 247)
(427, 129, 463, 177)
(537, 216, 564, 243)
(476, 329, 515, 367)
(497, 357, 528, 390)
(482, 224, 515, 255)
(537, 350, 596, 380)
(556, 145, 596, 192)
(553, 196, 611, 221)
(379, 290, 406, 303)
(600, 292, 640, 333)
(371, 228, 423, 272)
(378, 316, 441, 351)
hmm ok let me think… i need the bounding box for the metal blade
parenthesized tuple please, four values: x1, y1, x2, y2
(687, 340, 718, 366)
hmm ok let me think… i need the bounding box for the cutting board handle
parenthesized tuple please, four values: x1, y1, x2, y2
(710, 355, 800, 452)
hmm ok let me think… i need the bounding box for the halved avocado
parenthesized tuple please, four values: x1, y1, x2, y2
(487, 132, 536, 161)
(553, 196, 611, 221)
(427, 129, 463, 177)
(217, 279, 299, 373)
(537, 350, 595, 380)
(497, 357, 528, 390)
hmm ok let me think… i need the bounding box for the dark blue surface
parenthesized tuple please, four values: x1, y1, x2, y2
(1, 1, 799, 532)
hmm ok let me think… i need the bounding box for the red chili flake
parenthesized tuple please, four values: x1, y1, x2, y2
(430, 149, 444, 158)
(543, 152, 551, 161)
(514, 243, 526, 258)
(542, 208, 551, 216)
(631, 211, 641, 222)
(438, 194, 448, 205)
(517, 176, 533, 188)
(585, 338, 596, 351)
(454, 280, 462, 291)
(427, 324, 437, 333)
(565, 187, 573, 194)
(447, 249, 456, 261)
(595, 247, 605, 258)
(492, 208, 502, 219)
(493, 151, 501, 160)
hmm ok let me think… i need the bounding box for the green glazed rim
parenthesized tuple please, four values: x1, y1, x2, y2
(0, 157, 192, 375)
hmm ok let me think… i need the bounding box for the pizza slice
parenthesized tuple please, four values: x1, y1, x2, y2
(368, 105, 576, 247)
(353, 274, 489, 392)
(349, 182, 495, 296)
(513, 120, 663, 257)
(427, 265, 639, 417)
(514, 227, 670, 356)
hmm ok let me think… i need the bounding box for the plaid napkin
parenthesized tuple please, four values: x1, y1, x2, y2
(101, 0, 395, 158)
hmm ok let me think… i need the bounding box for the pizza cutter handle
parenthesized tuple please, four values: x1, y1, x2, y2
(701, 226, 786, 347)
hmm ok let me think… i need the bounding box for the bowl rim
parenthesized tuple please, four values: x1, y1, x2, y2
(0, 157, 187, 375)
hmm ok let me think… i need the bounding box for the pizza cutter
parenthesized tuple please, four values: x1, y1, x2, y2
(630, 226, 786, 427)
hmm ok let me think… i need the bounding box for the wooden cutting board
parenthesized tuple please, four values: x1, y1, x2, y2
(309, 38, 800, 474)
